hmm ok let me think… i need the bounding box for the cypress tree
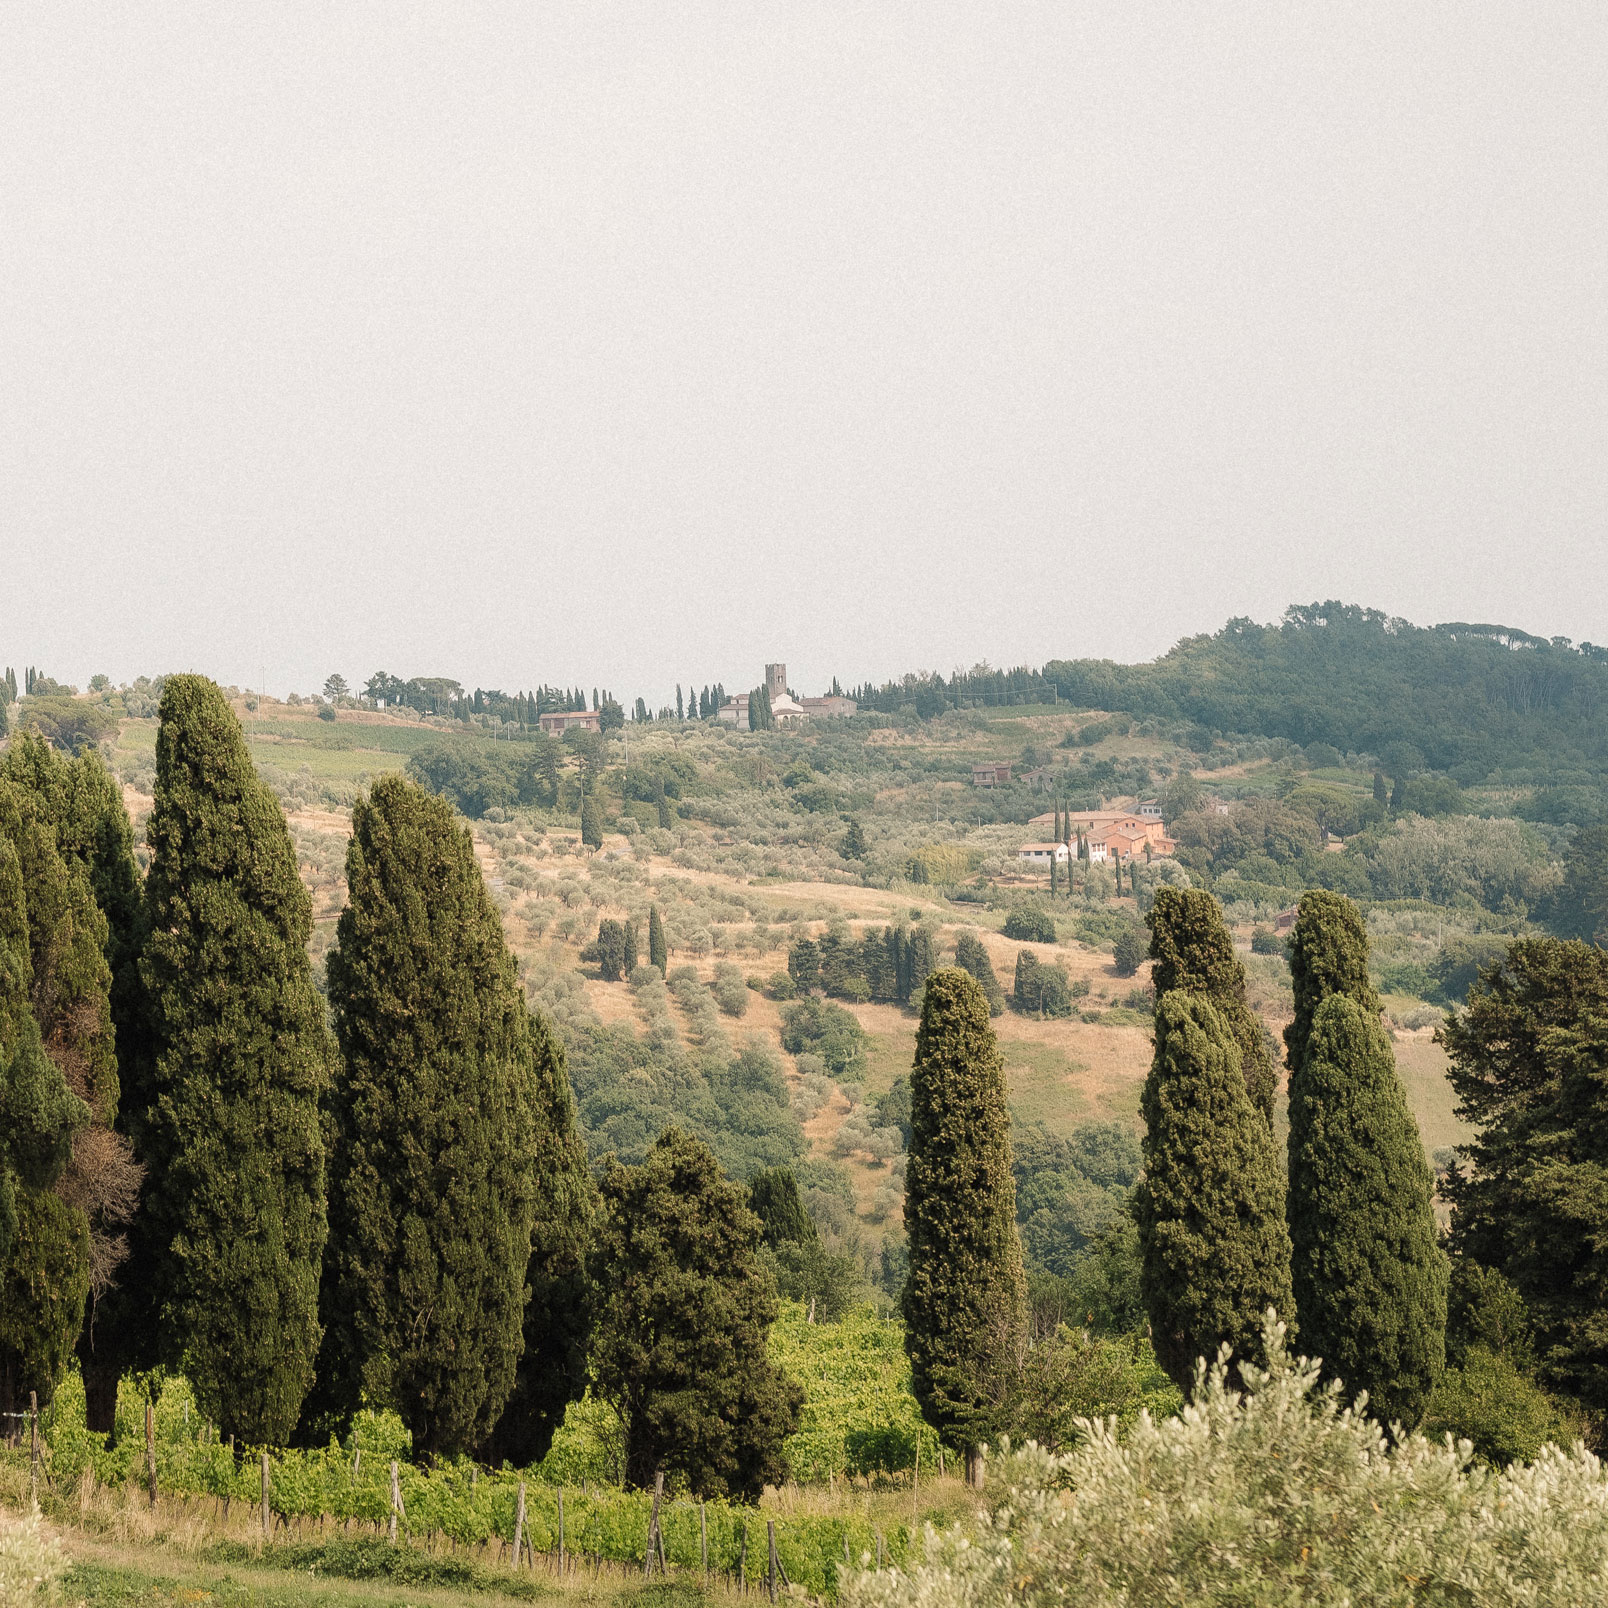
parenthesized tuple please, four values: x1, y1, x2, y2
(1136, 992, 1293, 1392)
(580, 790, 604, 850)
(623, 918, 639, 975)
(648, 905, 667, 974)
(1287, 993, 1446, 1426)
(748, 1166, 814, 1250)
(318, 777, 548, 1457)
(676, 686, 684, 721)
(127, 675, 331, 1444)
(0, 793, 96, 1417)
(1149, 886, 1278, 1123)
(483, 1007, 593, 1466)
(1373, 771, 1388, 805)
(1049, 853, 1059, 895)
(590, 1128, 803, 1498)
(953, 932, 1005, 1015)
(1284, 888, 1377, 1077)
(842, 818, 866, 860)
(902, 969, 1026, 1484)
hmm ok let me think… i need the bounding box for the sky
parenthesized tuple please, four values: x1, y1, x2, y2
(4, 5, 1606, 705)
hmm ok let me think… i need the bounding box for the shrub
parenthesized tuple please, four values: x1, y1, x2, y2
(845, 1314, 1608, 1608)
(0, 1504, 67, 1605)
(1250, 926, 1284, 955)
(1421, 1347, 1576, 1466)
(712, 961, 749, 1017)
(765, 970, 797, 1000)
(1111, 928, 1146, 976)
(1012, 951, 1077, 1017)
(1003, 907, 1057, 944)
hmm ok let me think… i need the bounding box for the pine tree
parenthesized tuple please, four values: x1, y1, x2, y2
(648, 905, 667, 974)
(1284, 888, 1378, 1077)
(126, 675, 331, 1444)
(1148, 887, 1278, 1123)
(1287, 991, 1446, 1426)
(953, 932, 1005, 1015)
(1136, 992, 1293, 1392)
(902, 969, 1026, 1483)
(580, 790, 604, 850)
(317, 776, 554, 1457)
(590, 1128, 803, 1498)
(1443, 939, 1608, 1407)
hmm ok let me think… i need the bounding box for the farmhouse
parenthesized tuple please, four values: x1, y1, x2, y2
(539, 709, 602, 735)
(972, 762, 1012, 787)
(1016, 841, 1071, 865)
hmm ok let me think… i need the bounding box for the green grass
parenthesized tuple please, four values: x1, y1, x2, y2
(860, 1030, 917, 1099)
(999, 1041, 1099, 1130)
(63, 1541, 717, 1608)
(1393, 1033, 1475, 1159)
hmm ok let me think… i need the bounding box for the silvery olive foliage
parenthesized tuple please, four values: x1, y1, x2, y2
(846, 1313, 1608, 1608)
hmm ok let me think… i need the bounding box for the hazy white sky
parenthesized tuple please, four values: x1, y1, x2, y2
(4, 5, 1606, 702)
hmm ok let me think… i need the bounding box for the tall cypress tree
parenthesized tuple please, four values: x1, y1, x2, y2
(317, 777, 545, 1457)
(648, 905, 667, 974)
(0, 789, 96, 1417)
(0, 736, 143, 1423)
(953, 932, 1004, 1015)
(902, 969, 1026, 1484)
(127, 675, 331, 1444)
(1136, 992, 1293, 1392)
(1149, 886, 1278, 1123)
(580, 790, 604, 850)
(1284, 888, 1378, 1076)
(1287, 992, 1446, 1426)
(482, 1008, 593, 1467)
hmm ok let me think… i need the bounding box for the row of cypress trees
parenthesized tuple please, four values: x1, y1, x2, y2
(1137, 887, 1447, 1424)
(0, 677, 595, 1456)
(895, 885, 1448, 1486)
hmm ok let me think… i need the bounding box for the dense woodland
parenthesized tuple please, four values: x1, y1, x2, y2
(6, 603, 1608, 1597)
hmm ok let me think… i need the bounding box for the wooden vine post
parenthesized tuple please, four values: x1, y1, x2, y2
(29, 1392, 39, 1502)
(643, 1469, 664, 1577)
(389, 1460, 401, 1544)
(700, 1500, 708, 1582)
(145, 1401, 158, 1505)
(767, 1518, 779, 1603)
(558, 1487, 566, 1575)
(512, 1480, 526, 1569)
(260, 1452, 271, 1539)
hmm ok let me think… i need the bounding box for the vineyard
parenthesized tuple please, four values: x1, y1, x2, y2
(6, 1304, 957, 1598)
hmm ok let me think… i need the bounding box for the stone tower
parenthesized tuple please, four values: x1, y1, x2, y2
(765, 663, 787, 700)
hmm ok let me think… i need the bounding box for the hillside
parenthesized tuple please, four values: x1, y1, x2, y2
(47, 646, 1506, 1297)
